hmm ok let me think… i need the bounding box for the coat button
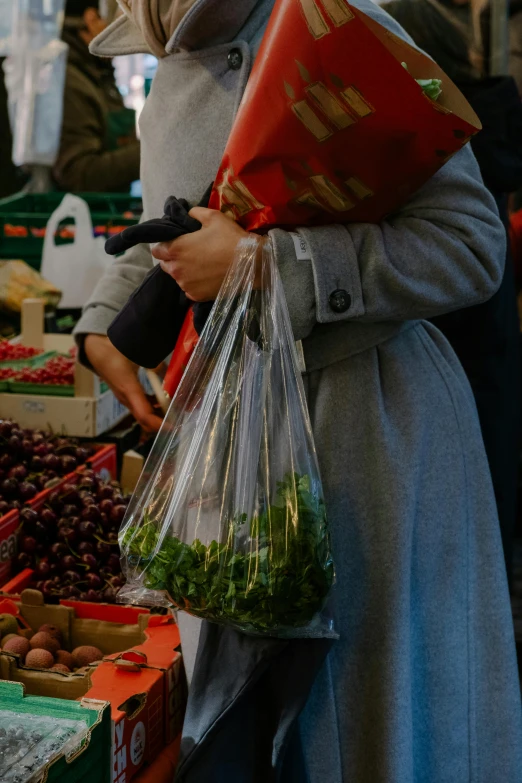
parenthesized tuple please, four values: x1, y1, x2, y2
(329, 289, 351, 313)
(228, 48, 243, 70)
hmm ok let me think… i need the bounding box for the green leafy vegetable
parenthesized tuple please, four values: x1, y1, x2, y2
(123, 473, 334, 633)
(401, 61, 442, 101)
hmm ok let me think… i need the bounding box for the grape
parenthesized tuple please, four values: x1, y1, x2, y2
(40, 508, 57, 527)
(96, 541, 110, 559)
(8, 435, 21, 452)
(21, 536, 37, 554)
(60, 455, 77, 474)
(34, 521, 49, 542)
(75, 447, 90, 463)
(58, 527, 77, 545)
(33, 442, 50, 457)
(1, 478, 18, 497)
(8, 465, 27, 481)
(79, 520, 96, 539)
(81, 554, 98, 570)
(103, 587, 118, 603)
(107, 554, 121, 573)
(42, 453, 60, 471)
(30, 455, 44, 472)
(110, 505, 127, 525)
(19, 481, 37, 501)
(99, 498, 113, 514)
(50, 542, 67, 559)
(98, 485, 114, 500)
(81, 505, 101, 523)
(78, 541, 94, 555)
(63, 570, 81, 584)
(15, 552, 33, 570)
(34, 560, 51, 578)
(61, 554, 76, 571)
(0, 420, 14, 438)
(61, 485, 80, 504)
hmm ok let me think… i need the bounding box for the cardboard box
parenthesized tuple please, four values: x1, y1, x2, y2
(0, 590, 151, 698)
(88, 661, 166, 782)
(0, 300, 128, 436)
(104, 617, 185, 746)
(0, 592, 186, 782)
(0, 680, 111, 783)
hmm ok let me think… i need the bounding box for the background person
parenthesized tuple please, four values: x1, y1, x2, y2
(53, 0, 140, 192)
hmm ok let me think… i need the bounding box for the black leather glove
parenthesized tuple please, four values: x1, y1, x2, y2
(106, 186, 214, 369)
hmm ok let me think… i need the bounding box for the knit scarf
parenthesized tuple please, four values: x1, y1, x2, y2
(118, 0, 199, 57)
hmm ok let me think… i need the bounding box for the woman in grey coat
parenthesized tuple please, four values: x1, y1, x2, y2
(75, 0, 522, 780)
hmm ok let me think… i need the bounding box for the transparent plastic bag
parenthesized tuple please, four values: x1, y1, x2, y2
(119, 237, 335, 638)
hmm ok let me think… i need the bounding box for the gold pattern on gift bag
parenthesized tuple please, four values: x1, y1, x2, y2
(321, 0, 354, 26)
(298, 0, 354, 38)
(340, 86, 374, 117)
(344, 176, 373, 200)
(310, 175, 355, 210)
(286, 64, 374, 141)
(306, 82, 356, 130)
(216, 168, 264, 218)
(286, 81, 334, 141)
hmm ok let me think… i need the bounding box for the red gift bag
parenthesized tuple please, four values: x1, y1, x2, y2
(165, 0, 480, 397)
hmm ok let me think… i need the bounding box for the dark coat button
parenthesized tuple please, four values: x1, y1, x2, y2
(228, 48, 243, 70)
(329, 289, 351, 313)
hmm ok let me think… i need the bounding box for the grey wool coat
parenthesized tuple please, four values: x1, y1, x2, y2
(75, 0, 522, 780)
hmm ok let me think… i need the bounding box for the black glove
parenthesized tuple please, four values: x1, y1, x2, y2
(106, 186, 214, 369)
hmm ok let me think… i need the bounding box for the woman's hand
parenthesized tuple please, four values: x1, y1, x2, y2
(151, 208, 250, 301)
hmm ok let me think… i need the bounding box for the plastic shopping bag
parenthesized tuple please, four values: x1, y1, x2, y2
(40, 194, 111, 309)
(119, 237, 335, 638)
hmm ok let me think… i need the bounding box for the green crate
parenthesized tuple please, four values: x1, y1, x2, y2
(0, 192, 141, 270)
(7, 379, 109, 396)
(0, 681, 111, 783)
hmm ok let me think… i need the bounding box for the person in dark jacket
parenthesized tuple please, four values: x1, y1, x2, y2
(384, 0, 522, 585)
(53, 0, 140, 192)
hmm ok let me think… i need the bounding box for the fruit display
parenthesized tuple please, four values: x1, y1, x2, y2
(0, 342, 41, 362)
(15, 470, 129, 603)
(0, 420, 96, 515)
(13, 354, 75, 387)
(0, 710, 89, 783)
(0, 617, 103, 673)
(0, 368, 17, 382)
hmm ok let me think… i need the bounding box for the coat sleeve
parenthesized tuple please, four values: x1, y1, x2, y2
(73, 239, 153, 365)
(270, 145, 506, 342)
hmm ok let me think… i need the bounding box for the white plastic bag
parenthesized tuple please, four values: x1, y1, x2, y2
(6, 39, 67, 167)
(0, 0, 14, 56)
(40, 194, 110, 309)
(5, 0, 67, 166)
